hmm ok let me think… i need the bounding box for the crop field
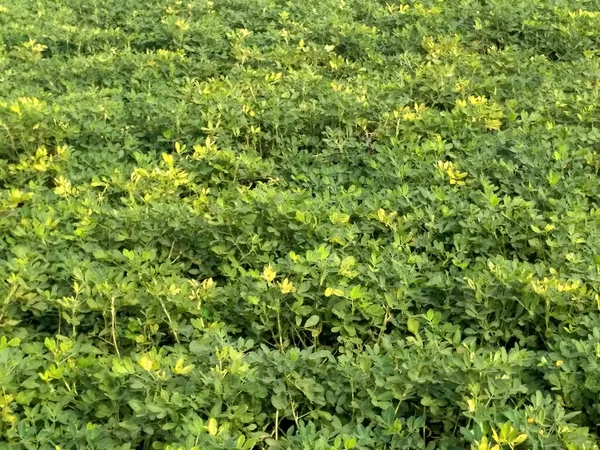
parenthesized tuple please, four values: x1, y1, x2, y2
(2, 0, 600, 448)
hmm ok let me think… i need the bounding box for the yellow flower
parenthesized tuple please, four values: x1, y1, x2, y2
(278, 278, 296, 294)
(262, 265, 277, 283)
(556, 360, 564, 367)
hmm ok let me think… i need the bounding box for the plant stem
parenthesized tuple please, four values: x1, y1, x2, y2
(111, 296, 121, 358)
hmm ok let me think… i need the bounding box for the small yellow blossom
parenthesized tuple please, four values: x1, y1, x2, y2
(262, 265, 277, 283)
(278, 278, 296, 294)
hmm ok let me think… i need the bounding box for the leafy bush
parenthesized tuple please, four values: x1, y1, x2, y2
(2, 0, 600, 448)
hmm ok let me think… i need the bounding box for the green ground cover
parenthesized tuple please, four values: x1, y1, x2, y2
(2, 0, 600, 448)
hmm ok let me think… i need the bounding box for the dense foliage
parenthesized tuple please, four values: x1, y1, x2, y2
(2, 0, 600, 448)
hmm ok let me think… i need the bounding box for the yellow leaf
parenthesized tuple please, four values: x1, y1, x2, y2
(491, 428, 500, 444)
(262, 265, 277, 283)
(201, 278, 214, 290)
(207, 417, 218, 436)
(485, 119, 502, 130)
(329, 211, 350, 224)
(0, 395, 13, 407)
(513, 434, 528, 445)
(162, 152, 174, 166)
(331, 81, 343, 92)
(329, 236, 346, 245)
(173, 357, 194, 375)
(467, 398, 476, 412)
(325, 287, 343, 297)
(139, 355, 155, 371)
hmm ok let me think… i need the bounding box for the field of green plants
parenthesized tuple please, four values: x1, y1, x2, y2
(2, 0, 600, 448)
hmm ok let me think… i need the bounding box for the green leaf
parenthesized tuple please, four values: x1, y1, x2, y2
(305, 315, 320, 328)
(407, 317, 420, 334)
(344, 437, 357, 449)
(128, 400, 145, 413)
(271, 393, 287, 410)
(7, 337, 21, 347)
